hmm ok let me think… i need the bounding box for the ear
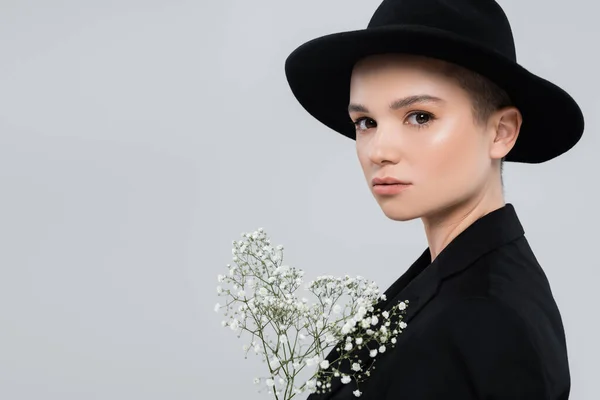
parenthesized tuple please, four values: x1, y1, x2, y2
(489, 106, 522, 160)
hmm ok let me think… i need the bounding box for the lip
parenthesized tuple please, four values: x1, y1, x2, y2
(372, 176, 411, 186)
(372, 183, 412, 195)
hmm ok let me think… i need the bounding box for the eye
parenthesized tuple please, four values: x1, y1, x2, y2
(405, 111, 434, 127)
(353, 117, 376, 132)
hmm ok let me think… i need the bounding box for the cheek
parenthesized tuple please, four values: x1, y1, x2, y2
(415, 122, 484, 186)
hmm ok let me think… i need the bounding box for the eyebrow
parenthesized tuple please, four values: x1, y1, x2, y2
(348, 94, 445, 114)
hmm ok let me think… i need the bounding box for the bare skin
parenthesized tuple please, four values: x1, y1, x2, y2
(350, 54, 523, 261)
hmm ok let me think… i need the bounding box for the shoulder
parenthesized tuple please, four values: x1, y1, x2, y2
(437, 296, 538, 348)
(385, 297, 555, 399)
(432, 297, 550, 384)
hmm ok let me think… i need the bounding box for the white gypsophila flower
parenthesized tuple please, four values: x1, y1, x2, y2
(306, 379, 316, 390)
(371, 315, 379, 326)
(237, 290, 245, 297)
(351, 362, 361, 372)
(379, 345, 386, 353)
(357, 306, 367, 319)
(221, 320, 227, 327)
(230, 319, 240, 331)
(382, 311, 389, 319)
(243, 344, 249, 351)
(320, 360, 330, 369)
(312, 355, 322, 366)
(341, 375, 351, 384)
(333, 304, 342, 314)
(214, 303, 221, 312)
(253, 377, 260, 385)
(400, 321, 408, 329)
(216, 286, 223, 294)
(369, 349, 377, 357)
(398, 301, 407, 310)
(360, 319, 370, 329)
(217, 274, 224, 283)
(265, 379, 275, 387)
(391, 338, 397, 344)
(259, 287, 268, 296)
(341, 323, 352, 335)
(344, 342, 353, 351)
(325, 332, 336, 344)
(356, 337, 363, 345)
(299, 333, 306, 341)
(353, 389, 362, 397)
(280, 334, 287, 344)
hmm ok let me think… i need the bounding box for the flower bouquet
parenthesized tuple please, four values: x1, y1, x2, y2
(215, 228, 409, 399)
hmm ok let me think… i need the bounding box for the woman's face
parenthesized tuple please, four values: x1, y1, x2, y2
(350, 54, 503, 222)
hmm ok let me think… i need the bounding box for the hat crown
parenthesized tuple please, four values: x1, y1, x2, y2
(368, 0, 516, 61)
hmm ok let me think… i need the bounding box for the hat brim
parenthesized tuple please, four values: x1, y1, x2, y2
(285, 25, 584, 163)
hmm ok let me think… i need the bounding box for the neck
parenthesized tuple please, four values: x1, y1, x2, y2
(421, 181, 505, 262)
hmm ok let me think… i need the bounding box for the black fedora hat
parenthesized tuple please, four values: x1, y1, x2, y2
(284, 0, 584, 163)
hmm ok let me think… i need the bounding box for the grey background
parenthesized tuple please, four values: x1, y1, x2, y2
(0, 0, 597, 399)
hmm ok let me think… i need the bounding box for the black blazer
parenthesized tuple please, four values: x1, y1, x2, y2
(308, 203, 569, 400)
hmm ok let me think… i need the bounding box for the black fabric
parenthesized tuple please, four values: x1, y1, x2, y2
(284, 0, 584, 164)
(307, 203, 570, 399)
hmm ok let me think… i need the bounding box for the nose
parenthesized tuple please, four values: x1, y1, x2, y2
(367, 123, 402, 165)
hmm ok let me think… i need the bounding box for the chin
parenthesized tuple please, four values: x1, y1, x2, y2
(380, 206, 421, 222)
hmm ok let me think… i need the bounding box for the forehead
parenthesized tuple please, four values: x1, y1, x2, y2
(349, 54, 469, 104)
(351, 54, 456, 87)
(352, 53, 448, 75)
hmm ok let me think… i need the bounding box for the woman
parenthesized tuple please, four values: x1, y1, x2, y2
(284, 0, 584, 399)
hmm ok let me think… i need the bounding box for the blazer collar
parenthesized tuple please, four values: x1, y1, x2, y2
(317, 203, 525, 400)
(381, 202, 525, 319)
